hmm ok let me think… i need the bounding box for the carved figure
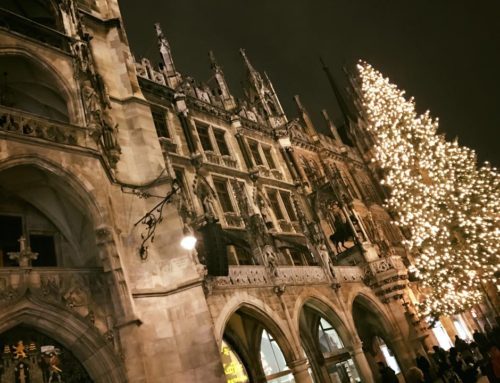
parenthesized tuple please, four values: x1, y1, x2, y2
(263, 246, 278, 277)
(82, 80, 101, 124)
(13, 340, 27, 359)
(329, 210, 353, 253)
(47, 353, 62, 383)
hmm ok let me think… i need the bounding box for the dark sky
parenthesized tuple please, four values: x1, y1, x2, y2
(119, 0, 500, 166)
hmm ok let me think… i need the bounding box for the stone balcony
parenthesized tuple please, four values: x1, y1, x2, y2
(0, 267, 114, 336)
(212, 265, 330, 289)
(0, 106, 95, 150)
(204, 151, 238, 169)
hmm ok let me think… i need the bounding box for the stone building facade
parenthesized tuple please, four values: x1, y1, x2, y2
(0, 1, 490, 382)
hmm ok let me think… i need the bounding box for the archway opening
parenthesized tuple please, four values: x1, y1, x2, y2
(222, 308, 295, 383)
(352, 296, 401, 382)
(0, 164, 99, 267)
(0, 55, 70, 122)
(299, 301, 361, 383)
(0, 325, 91, 382)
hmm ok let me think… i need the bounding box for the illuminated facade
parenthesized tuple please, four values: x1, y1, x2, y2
(0, 1, 493, 382)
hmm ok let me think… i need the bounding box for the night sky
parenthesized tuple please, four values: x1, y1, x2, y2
(119, 1, 500, 166)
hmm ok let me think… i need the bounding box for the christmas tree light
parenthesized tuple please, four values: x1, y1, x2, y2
(355, 62, 499, 319)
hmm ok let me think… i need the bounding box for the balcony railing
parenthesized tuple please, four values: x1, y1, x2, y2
(212, 265, 329, 288)
(0, 106, 95, 149)
(204, 151, 238, 169)
(331, 265, 366, 283)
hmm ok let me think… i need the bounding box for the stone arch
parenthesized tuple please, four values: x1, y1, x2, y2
(0, 47, 81, 124)
(296, 293, 366, 383)
(215, 295, 297, 362)
(0, 294, 126, 382)
(351, 292, 405, 381)
(294, 292, 355, 346)
(350, 291, 397, 336)
(0, 156, 106, 266)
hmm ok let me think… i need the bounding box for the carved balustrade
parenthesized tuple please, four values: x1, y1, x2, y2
(0, 106, 95, 149)
(331, 265, 365, 283)
(0, 267, 115, 337)
(204, 151, 238, 169)
(212, 265, 329, 289)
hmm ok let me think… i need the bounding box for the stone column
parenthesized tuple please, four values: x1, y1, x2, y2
(351, 342, 374, 382)
(288, 359, 313, 383)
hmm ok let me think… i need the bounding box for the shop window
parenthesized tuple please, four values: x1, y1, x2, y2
(221, 339, 250, 383)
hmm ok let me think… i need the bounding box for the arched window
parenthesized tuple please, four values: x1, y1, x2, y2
(0, 55, 69, 122)
(1, 0, 61, 30)
(221, 339, 250, 383)
(318, 318, 344, 353)
(260, 329, 295, 382)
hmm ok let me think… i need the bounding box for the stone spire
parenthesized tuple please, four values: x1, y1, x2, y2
(239, 49, 286, 128)
(320, 57, 355, 130)
(321, 109, 343, 144)
(293, 95, 317, 141)
(155, 22, 181, 89)
(208, 50, 235, 110)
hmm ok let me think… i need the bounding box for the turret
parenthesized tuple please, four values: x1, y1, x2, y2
(239, 49, 286, 129)
(155, 23, 181, 89)
(321, 109, 343, 144)
(208, 50, 236, 110)
(293, 95, 318, 142)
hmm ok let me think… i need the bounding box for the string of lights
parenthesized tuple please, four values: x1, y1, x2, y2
(356, 62, 499, 319)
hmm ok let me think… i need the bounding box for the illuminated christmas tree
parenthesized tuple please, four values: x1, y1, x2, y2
(356, 62, 499, 319)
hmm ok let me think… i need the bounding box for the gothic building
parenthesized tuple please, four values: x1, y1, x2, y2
(0, 1, 491, 382)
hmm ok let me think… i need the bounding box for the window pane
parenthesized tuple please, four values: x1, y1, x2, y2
(214, 129, 230, 156)
(214, 179, 234, 213)
(319, 318, 344, 352)
(279, 192, 297, 221)
(249, 141, 264, 166)
(152, 109, 169, 138)
(30, 234, 57, 267)
(196, 124, 213, 151)
(267, 190, 284, 220)
(260, 330, 290, 378)
(0, 215, 23, 267)
(263, 147, 276, 169)
(221, 340, 250, 383)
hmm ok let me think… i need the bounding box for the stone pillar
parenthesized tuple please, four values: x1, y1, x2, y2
(351, 342, 374, 382)
(288, 359, 313, 383)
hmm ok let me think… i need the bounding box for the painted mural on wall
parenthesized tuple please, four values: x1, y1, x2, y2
(0, 327, 91, 383)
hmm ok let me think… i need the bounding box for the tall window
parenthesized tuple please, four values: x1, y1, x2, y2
(318, 318, 344, 353)
(260, 330, 295, 383)
(0, 215, 23, 267)
(263, 147, 276, 169)
(213, 129, 230, 156)
(213, 178, 235, 213)
(266, 189, 298, 225)
(151, 108, 169, 138)
(249, 140, 264, 166)
(267, 190, 284, 220)
(221, 340, 250, 383)
(196, 123, 213, 151)
(279, 192, 297, 221)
